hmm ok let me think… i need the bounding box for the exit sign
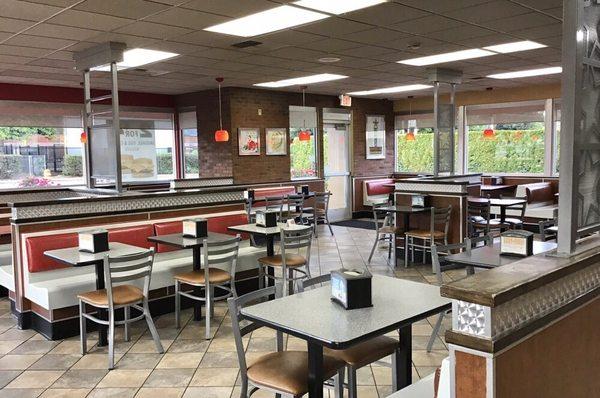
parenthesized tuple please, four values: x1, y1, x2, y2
(339, 94, 352, 107)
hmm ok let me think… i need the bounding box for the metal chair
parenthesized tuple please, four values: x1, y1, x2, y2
(426, 235, 492, 352)
(539, 208, 559, 241)
(499, 195, 528, 229)
(367, 202, 398, 266)
(405, 206, 452, 268)
(78, 249, 163, 369)
(307, 191, 334, 237)
(468, 199, 508, 237)
(228, 286, 345, 398)
(174, 235, 241, 340)
(286, 194, 306, 224)
(265, 195, 286, 222)
(301, 275, 402, 398)
(258, 227, 313, 297)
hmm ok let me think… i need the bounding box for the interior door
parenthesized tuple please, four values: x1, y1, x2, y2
(323, 117, 351, 221)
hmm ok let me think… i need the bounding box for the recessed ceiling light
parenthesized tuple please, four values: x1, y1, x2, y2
(318, 57, 341, 63)
(486, 67, 562, 79)
(293, 0, 387, 15)
(347, 84, 432, 96)
(91, 48, 178, 72)
(398, 49, 494, 66)
(204, 5, 328, 37)
(483, 40, 546, 54)
(255, 73, 348, 88)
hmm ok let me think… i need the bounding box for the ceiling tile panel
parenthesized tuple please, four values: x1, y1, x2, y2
(298, 19, 372, 37)
(0, 16, 37, 33)
(23, 23, 101, 40)
(0, 0, 63, 22)
(48, 9, 134, 30)
(349, 2, 430, 25)
(74, 0, 171, 19)
(4, 34, 75, 50)
(390, 15, 464, 35)
(446, 1, 531, 24)
(143, 7, 229, 29)
(114, 21, 192, 39)
(181, 0, 279, 18)
(484, 12, 559, 32)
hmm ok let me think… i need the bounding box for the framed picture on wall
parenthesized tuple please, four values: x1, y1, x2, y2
(265, 128, 287, 155)
(238, 128, 260, 156)
(366, 115, 385, 160)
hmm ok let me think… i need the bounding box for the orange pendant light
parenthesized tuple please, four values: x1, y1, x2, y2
(297, 85, 311, 142)
(405, 130, 416, 141)
(483, 128, 495, 139)
(80, 130, 88, 144)
(214, 77, 229, 142)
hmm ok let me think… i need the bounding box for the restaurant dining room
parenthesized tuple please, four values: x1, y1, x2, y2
(0, 0, 598, 397)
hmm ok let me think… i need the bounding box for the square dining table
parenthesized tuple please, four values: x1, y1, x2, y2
(445, 241, 557, 269)
(44, 242, 146, 346)
(241, 275, 451, 397)
(148, 232, 233, 321)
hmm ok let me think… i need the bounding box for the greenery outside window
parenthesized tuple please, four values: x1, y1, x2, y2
(289, 106, 318, 180)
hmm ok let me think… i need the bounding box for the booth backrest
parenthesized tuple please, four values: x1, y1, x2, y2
(365, 179, 395, 196)
(208, 213, 250, 239)
(519, 182, 555, 205)
(25, 233, 78, 273)
(253, 186, 296, 200)
(153, 221, 182, 253)
(108, 225, 155, 250)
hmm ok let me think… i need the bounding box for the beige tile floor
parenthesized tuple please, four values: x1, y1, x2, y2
(0, 225, 463, 398)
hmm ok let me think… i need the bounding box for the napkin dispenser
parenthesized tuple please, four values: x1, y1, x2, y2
(331, 269, 372, 310)
(411, 194, 430, 208)
(244, 189, 255, 201)
(256, 210, 277, 228)
(298, 185, 309, 195)
(183, 218, 208, 238)
(78, 229, 109, 253)
(500, 230, 533, 257)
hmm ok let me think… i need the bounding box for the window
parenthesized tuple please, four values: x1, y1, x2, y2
(289, 106, 318, 179)
(553, 101, 561, 175)
(0, 101, 85, 189)
(179, 110, 199, 178)
(395, 114, 435, 173)
(465, 101, 546, 174)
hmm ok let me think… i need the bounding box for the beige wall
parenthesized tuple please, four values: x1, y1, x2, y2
(394, 83, 561, 114)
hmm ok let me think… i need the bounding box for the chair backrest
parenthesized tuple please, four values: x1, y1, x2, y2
(228, 286, 277, 381)
(431, 241, 469, 284)
(300, 273, 331, 292)
(468, 199, 491, 227)
(286, 194, 305, 213)
(466, 234, 493, 250)
(280, 227, 313, 268)
(500, 195, 528, 218)
(430, 205, 452, 236)
(104, 248, 155, 307)
(265, 196, 285, 220)
(372, 201, 393, 232)
(202, 235, 241, 278)
(314, 192, 331, 212)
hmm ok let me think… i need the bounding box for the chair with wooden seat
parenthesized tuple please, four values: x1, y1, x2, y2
(258, 227, 312, 297)
(228, 286, 345, 398)
(468, 198, 509, 237)
(499, 195, 528, 229)
(286, 194, 307, 224)
(300, 275, 402, 398)
(78, 249, 163, 370)
(306, 191, 334, 238)
(405, 206, 452, 268)
(174, 235, 241, 340)
(425, 235, 492, 352)
(367, 201, 399, 266)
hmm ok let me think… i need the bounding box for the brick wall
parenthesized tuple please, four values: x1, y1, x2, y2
(176, 87, 395, 182)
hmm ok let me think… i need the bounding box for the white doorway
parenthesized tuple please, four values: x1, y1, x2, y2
(323, 109, 351, 221)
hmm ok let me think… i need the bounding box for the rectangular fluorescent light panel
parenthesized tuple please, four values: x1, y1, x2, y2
(347, 84, 432, 96)
(254, 73, 348, 88)
(92, 48, 178, 72)
(204, 5, 328, 37)
(398, 49, 495, 66)
(294, 0, 387, 15)
(487, 67, 562, 79)
(483, 40, 546, 54)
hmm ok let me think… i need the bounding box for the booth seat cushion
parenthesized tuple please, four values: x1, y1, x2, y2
(491, 205, 558, 220)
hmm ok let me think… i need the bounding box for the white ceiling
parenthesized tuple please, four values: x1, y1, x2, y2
(0, 0, 563, 98)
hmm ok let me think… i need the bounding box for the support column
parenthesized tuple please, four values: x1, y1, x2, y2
(558, 0, 600, 254)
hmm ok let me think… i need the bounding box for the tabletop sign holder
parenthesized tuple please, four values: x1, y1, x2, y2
(500, 230, 533, 257)
(256, 210, 277, 228)
(78, 229, 109, 253)
(331, 269, 373, 310)
(183, 218, 208, 238)
(411, 194, 430, 208)
(244, 189, 255, 201)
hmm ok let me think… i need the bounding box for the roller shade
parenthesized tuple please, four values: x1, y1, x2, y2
(0, 100, 82, 128)
(179, 111, 197, 129)
(395, 113, 435, 129)
(290, 106, 317, 128)
(93, 107, 174, 130)
(466, 101, 545, 125)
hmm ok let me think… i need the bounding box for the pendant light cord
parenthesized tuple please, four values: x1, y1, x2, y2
(218, 82, 223, 130)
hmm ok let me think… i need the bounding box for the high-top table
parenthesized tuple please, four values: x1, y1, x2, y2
(44, 242, 146, 346)
(148, 232, 232, 321)
(241, 276, 450, 398)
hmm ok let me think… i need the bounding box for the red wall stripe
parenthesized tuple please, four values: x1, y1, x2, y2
(0, 83, 175, 108)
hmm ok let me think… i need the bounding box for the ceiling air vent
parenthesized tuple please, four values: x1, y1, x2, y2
(232, 40, 262, 48)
